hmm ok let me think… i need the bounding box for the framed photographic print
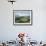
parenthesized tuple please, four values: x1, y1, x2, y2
(13, 10, 32, 25)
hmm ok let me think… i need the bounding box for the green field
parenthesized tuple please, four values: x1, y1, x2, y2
(15, 16, 30, 23)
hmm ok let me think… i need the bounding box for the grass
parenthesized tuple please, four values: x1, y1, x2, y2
(15, 16, 30, 23)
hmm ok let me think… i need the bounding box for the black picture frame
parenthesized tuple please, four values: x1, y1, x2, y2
(13, 10, 33, 25)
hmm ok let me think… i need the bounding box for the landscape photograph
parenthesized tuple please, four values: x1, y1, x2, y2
(13, 10, 32, 24)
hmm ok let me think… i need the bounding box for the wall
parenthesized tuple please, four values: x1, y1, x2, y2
(0, 0, 46, 42)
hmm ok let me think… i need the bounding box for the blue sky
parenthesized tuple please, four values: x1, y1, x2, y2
(14, 10, 31, 16)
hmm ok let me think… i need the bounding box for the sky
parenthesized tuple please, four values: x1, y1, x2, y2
(14, 10, 31, 16)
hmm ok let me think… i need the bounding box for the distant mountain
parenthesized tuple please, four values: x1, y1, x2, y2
(15, 15, 20, 17)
